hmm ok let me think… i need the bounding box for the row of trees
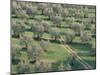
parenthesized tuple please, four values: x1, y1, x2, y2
(14, 52, 77, 73)
(12, 1, 95, 44)
(12, 1, 95, 24)
(12, 19, 93, 44)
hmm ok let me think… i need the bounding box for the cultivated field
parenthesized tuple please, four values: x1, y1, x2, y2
(11, 1, 96, 74)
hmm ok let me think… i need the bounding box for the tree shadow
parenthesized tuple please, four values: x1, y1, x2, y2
(50, 40, 61, 44)
(12, 35, 19, 38)
(25, 28, 32, 32)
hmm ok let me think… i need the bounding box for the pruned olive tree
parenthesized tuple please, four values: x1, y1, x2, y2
(65, 30, 75, 43)
(49, 28, 61, 41)
(27, 44, 43, 63)
(83, 7, 89, 18)
(38, 3, 48, 14)
(11, 20, 25, 38)
(39, 40, 50, 52)
(52, 4, 63, 15)
(16, 9, 28, 19)
(58, 62, 65, 71)
(91, 41, 96, 56)
(11, 44, 21, 64)
(16, 62, 31, 74)
(71, 22, 85, 35)
(41, 21, 51, 32)
(26, 4, 37, 17)
(61, 55, 73, 71)
(50, 14, 62, 27)
(32, 23, 44, 40)
(43, 7, 54, 19)
(20, 34, 33, 49)
(12, 1, 20, 15)
(91, 25, 96, 36)
(62, 8, 69, 18)
(35, 61, 51, 72)
(80, 31, 92, 44)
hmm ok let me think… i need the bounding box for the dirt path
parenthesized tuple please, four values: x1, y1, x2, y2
(59, 36, 92, 69)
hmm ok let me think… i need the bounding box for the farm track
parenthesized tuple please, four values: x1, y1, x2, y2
(59, 36, 92, 69)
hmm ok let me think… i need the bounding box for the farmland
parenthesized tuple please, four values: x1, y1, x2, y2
(11, 1, 96, 74)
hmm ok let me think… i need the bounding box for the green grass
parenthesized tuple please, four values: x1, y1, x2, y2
(11, 65, 17, 74)
(81, 56, 96, 68)
(12, 38, 21, 45)
(69, 42, 96, 68)
(42, 43, 68, 61)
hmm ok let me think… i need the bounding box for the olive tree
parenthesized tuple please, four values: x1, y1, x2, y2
(32, 23, 44, 40)
(38, 3, 48, 14)
(80, 31, 92, 44)
(26, 5, 37, 17)
(35, 61, 51, 72)
(60, 51, 76, 69)
(20, 34, 33, 49)
(91, 25, 96, 35)
(16, 9, 28, 19)
(62, 55, 73, 70)
(71, 22, 85, 35)
(84, 7, 89, 18)
(51, 14, 63, 27)
(52, 4, 63, 15)
(65, 30, 75, 43)
(27, 44, 43, 63)
(75, 9, 84, 18)
(62, 8, 69, 18)
(49, 28, 61, 41)
(12, 1, 20, 15)
(41, 21, 51, 32)
(11, 44, 21, 64)
(39, 40, 50, 52)
(43, 7, 54, 19)
(11, 20, 25, 38)
(58, 62, 65, 71)
(16, 62, 31, 74)
(89, 39, 96, 56)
